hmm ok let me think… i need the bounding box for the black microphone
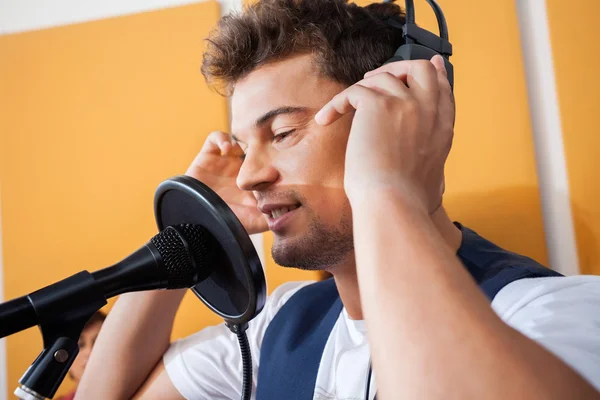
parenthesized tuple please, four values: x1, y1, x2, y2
(2, 176, 266, 400)
(0, 224, 216, 339)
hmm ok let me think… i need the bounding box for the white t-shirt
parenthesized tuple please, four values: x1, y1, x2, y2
(164, 275, 600, 399)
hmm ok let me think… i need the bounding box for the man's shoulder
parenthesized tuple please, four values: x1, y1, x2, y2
(456, 223, 562, 299)
(492, 274, 600, 318)
(457, 223, 553, 272)
(493, 275, 600, 391)
(261, 280, 317, 320)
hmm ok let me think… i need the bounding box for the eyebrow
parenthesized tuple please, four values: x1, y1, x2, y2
(231, 106, 309, 144)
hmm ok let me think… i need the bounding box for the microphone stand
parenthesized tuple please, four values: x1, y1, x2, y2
(10, 271, 107, 399)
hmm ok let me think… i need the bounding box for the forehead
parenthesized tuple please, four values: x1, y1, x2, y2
(230, 54, 345, 136)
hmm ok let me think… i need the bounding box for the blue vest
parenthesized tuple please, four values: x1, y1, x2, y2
(256, 224, 562, 399)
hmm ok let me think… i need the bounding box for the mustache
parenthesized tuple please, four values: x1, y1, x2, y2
(255, 188, 306, 205)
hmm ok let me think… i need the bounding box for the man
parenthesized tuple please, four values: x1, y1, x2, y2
(77, 0, 600, 399)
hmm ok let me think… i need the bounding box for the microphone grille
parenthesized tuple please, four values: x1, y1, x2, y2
(151, 226, 195, 289)
(150, 224, 214, 289)
(178, 224, 216, 278)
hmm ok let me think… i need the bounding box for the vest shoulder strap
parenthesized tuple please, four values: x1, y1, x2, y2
(256, 279, 341, 400)
(456, 223, 562, 299)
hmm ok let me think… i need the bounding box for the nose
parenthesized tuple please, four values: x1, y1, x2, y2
(236, 148, 279, 192)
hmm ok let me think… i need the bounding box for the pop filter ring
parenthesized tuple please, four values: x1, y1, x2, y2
(154, 175, 266, 325)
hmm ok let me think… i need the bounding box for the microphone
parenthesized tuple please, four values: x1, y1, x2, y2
(0, 224, 217, 339)
(1, 175, 266, 400)
(154, 175, 266, 325)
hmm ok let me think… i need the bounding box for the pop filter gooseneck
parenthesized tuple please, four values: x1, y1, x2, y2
(154, 175, 267, 400)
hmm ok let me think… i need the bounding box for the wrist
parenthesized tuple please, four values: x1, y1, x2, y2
(347, 182, 428, 214)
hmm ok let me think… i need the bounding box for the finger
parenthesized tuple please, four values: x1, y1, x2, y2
(431, 55, 455, 129)
(430, 55, 447, 78)
(431, 55, 452, 101)
(393, 60, 440, 117)
(200, 131, 234, 155)
(216, 139, 245, 158)
(365, 60, 412, 79)
(366, 60, 440, 113)
(220, 141, 232, 155)
(405, 60, 440, 106)
(227, 139, 246, 158)
(315, 85, 382, 126)
(366, 59, 439, 94)
(356, 71, 412, 99)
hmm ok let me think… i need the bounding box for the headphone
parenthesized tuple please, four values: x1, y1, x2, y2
(383, 0, 454, 90)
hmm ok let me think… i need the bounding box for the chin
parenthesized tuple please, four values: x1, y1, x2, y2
(271, 227, 353, 271)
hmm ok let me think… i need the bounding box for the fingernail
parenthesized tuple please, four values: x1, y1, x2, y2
(440, 57, 446, 71)
(220, 142, 230, 155)
(314, 109, 326, 125)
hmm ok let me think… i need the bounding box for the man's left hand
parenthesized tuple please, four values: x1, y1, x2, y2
(315, 55, 455, 213)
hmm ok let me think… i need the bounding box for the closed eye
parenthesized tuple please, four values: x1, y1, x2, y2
(273, 129, 296, 143)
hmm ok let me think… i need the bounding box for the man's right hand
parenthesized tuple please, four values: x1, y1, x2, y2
(186, 131, 268, 235)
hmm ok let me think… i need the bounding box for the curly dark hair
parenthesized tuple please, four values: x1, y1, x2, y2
(201, 0, 406, 94)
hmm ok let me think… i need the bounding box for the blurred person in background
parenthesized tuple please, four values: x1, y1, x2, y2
(57, 311, 106, 400)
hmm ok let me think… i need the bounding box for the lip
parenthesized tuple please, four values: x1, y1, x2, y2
(266, 206, 300, 232)
(258, 203, 300, 214)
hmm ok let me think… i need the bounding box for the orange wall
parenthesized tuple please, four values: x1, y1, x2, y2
(546, 0, 600, 275)
(0, 2, 228, 397)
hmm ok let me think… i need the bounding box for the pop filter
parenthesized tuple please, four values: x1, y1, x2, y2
(154, 175, 266, 325)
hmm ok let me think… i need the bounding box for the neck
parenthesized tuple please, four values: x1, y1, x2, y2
(333, 206, 462, 320)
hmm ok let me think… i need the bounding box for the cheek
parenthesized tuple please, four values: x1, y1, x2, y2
(283, 147, 349, 224)
(314, 116, 352, 184)
(312, 189, 351, 223)
(273, 120, 352, 223)
(277, 126, 349, 188)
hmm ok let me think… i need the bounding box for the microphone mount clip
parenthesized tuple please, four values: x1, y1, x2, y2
(15, 271, 107, 400)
